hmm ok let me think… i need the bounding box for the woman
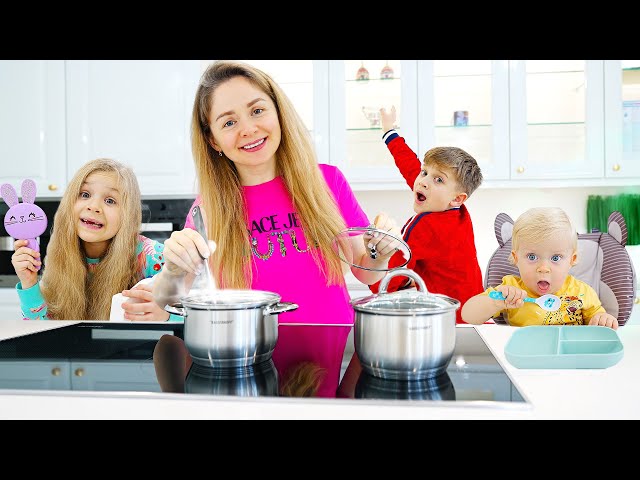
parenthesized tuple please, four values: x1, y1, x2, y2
(152, 61, 400, 396)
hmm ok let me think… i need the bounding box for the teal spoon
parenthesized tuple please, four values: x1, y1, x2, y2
(489, 291, 561, 312)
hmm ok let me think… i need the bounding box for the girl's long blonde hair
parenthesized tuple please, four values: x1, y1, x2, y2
(41, 158, 142, 319)
(192, 61, 346, 289)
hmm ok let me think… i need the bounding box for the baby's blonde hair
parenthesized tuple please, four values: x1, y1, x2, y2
(510, 207, 577, 264)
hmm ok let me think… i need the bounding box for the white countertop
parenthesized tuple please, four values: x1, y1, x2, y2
(0, 320, 638, 419)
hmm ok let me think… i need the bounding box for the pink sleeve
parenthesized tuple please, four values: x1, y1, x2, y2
(183, 196, 203, 230)
(319, 164, 369, 227)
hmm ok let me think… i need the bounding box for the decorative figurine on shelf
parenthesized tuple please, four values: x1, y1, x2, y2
(380, 62, 394, 80)
(1, 179, 48, 271)
(356, 62, 370, 81)
(453, 110, 469, 127)
(362, 106, 381, 127)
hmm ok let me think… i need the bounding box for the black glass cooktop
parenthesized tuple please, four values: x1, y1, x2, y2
(0, 323, 527, 404)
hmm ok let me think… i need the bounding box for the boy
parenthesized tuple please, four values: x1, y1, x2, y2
(461, 207, 618, 329)
(370, 106, 484, 324)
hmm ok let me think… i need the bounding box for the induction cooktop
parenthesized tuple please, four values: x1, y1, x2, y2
(0, 323, 528, 405)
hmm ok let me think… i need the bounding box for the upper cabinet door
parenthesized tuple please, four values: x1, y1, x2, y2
(418, 60, 510, 181)
(328, 60, 419, 188)
(604, 60, 640, 178)
(65, 60, 201, 196)
(509, 60, 605, 180)
(0, 61, 66, 197)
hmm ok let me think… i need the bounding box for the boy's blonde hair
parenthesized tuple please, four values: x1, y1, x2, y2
(424, 146, 483, 197)
(41, 158, 142, 320)
(510, 207, 578, 263)
(191, 60, 347, 289)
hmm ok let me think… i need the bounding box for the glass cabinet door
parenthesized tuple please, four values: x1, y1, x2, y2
(328, 60, 418, 188)
(604, 60, 640, 178)
(417, 60, 510, 181)
(509, 60, 604, 180)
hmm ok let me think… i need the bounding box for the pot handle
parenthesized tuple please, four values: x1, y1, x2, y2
(378, 268, 429, 294)
(263, 302, 299, 316)
(164, 303, 186, 317)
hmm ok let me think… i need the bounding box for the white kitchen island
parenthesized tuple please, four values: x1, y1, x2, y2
(0, 320, 638, 420)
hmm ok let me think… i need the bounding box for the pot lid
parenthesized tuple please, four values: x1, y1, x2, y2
(180, 289, 281, 310)
(352, 289, 459, 315)
(351, 267, 460, 315)
(331, 226, 412, 272)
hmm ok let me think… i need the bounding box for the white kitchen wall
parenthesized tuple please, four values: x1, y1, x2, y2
(353, 185, 639, 280)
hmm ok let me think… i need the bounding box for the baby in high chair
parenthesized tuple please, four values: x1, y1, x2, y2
(462, 207, 618, 330)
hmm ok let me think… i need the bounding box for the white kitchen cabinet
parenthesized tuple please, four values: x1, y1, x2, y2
(0, 361, 70, 390)
(328, 60, 418, 187)
(0, 359, 160, 391)
(65, 60, 201, 196)
(604, 61, 640, 178)
(0, 60, 66, 197)
(320, 60, 638, 189)
(70, 361, 160, 392)
(508, 60, 604, 180)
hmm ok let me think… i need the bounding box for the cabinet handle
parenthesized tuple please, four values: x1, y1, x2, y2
(48, 184, 58, 191)
(612, 164, 621, 172)
(51, 367, 61, 376)
(74, 368, 85, 377)
(516, 166, 524, 174)
(635, 297, 639, 305)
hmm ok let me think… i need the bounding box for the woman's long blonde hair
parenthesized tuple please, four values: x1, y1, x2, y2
(41, 158, 142, 319)
(192, 61, 346, 288)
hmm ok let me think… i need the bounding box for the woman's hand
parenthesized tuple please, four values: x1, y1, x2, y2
(121, 283, 170, 322)
(11, 239, 41, 289)
(162, 228, 213, 277)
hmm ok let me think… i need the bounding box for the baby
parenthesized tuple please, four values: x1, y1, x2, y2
(461, 207, 618, 329)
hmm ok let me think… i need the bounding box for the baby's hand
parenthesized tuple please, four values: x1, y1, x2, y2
(588, 312, 618, 330)
(11, 239, 41, 289)
(494, 285, 527, 309)
(380, 106, 397, 133)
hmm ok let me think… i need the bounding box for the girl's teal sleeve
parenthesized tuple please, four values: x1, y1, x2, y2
(15, 281, 49, 320)
(139, 236, 184, 323)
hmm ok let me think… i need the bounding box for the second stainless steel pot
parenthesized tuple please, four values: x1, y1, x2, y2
(165, 289, 298, 368)
(352, 268, 460, 380)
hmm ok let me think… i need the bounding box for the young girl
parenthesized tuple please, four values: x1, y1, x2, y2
(461, 207, 618, 329)
(11, 158, 180, 322)
(152, 60, 401, 397)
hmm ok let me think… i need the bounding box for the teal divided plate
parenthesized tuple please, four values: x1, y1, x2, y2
(504, 326, 624, 369)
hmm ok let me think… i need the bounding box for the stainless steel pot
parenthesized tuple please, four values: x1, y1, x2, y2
(355, 371, 456, 400)
(165, 289, 298, 368)
(351, 268, 460, 380)
(185, 360, 279, 396)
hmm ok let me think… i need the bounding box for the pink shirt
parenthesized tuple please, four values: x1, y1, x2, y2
(185, 164, 369, 397)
